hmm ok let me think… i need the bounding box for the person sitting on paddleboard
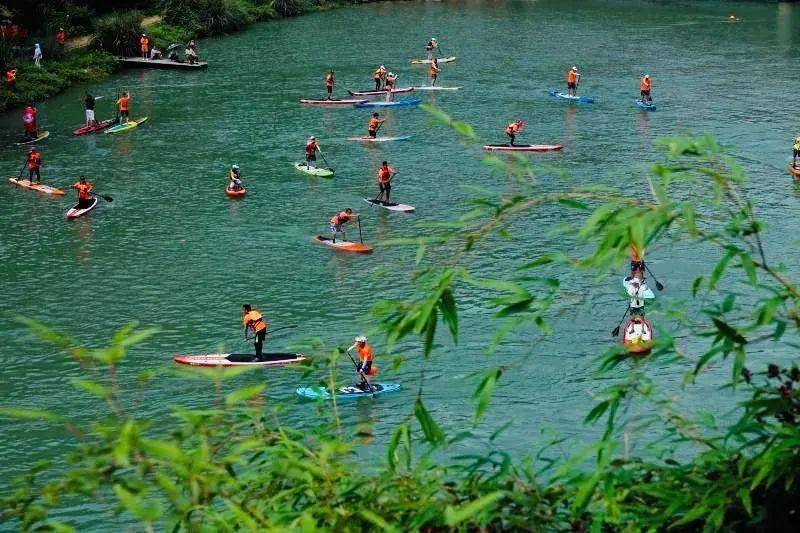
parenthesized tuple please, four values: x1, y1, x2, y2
(349, 335, 377, 391)
(425, 37, 438, 60)
(325, 70, 335, 100)
(116, 91, 131, 124)
(330, 208, 356, 243)
(376, 161, 395, 203)
(72, 176, 93, 208)
(242, 304, 269, 359)
(305, 136, 320, 168)
(429, 59, 440, 86)
(640, 75, 652, 103)
(373, 65, 386, 91)
(792, 137, 800, 168)
(368, 113, 385, 138)
(505, 120, 525, 146)
(384, 72, 397, 101)
(628, 245, 645, 279)
(22, 103, 37, 140)
(26, 147, 41, 184)
(228, 165, 244, 191)
(84, 93, 97, 127)
(567, 66, 580, 96)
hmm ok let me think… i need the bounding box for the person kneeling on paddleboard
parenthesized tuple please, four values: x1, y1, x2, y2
(330, 208, 356, 243)
(368, 113, 385, 138)
(640, 75, 652, 104)
(228, 164, 244, 191)
(325, 70, 335, 100)
(116, 91, 131, 124)
(305, 136, 320, 169)
(376, 161, 395, 203)
(792, 136, 800, 168)
(349, 335, 377, 391)
(242, 304, 269, 359)
(567, 66, 580, 96)
(72, 176, 93, 208)
(505, 120, 525, 146)
(26, 147, 41, 184)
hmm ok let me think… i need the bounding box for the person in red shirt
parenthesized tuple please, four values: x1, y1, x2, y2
(428, 59, 440, 86)
(116, 91, 131, 123)
(140, 34, 150, 59)
(348, 335, 377, 391)
(325, 70, 334, 100)
(26, 147, 41, 183)
(304, 136, 320, 168)
(504, 120, 525, 146)
(640, 75, 652, 104)
(22, 104, 37, 139)
(5, 67, 15, 90)
(367, 112, 384, 138)
(56, 28, 66, 51)
(567, 66, 580, 96)
(72, 176, 93, 208)
(376, 160, 395, 203)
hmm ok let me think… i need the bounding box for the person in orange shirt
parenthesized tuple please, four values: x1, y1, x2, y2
(26, 147, 41, 184)
(330, 207, 356, 242)
(384, 72, 397, 101)
(376, 160, 395, 203)
(5, 67, 15, 90)
(372, 65, 386, 91)
(55, 28, 66, 50)
(325, 70, 334, 100)
(367, 112, 384, 138)
(242, 304, 269, 358)
(304, 136, 320, 168)
(140, 34, 150, 59)
(72, 176, 93, 208)
(348, 335, 377, 391)
(116, 91, 131, 123)
(428, 59, 440, 86)
(640, 75, 652, 103)
(567, 66, 580, 96)
(505, 120, 525, 146)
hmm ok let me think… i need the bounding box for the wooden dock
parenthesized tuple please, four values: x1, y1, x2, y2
(117, 57, 208, 70)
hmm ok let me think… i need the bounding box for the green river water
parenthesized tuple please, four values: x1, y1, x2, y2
(3, 0, 800, 526)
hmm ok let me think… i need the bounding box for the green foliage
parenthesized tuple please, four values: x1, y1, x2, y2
(95, 10, 145, 57)
(271, 0, 306, 17)
(145, 22, 192, 50)
(161, 0, 251, 36)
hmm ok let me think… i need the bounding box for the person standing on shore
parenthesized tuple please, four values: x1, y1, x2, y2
(140, 34, 150, 59)
(33, 43, 42, 67)
(5, 67, 16, 91)
(56, 28, 66, 52)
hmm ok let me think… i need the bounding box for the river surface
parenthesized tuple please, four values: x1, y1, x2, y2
(3, 0, 800, 527)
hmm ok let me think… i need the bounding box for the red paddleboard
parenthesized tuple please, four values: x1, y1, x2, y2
(73, 119, 116, 136)
(621, 317, 653, 356)
(482, 144, 564, 152)
(173, 353, 306, 367)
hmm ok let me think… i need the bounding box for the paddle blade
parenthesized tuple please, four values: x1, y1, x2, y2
(655, 281, 664, 291)
(611, 327, 621, 337)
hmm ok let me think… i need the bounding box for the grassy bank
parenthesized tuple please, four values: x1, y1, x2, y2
(1, 0, 387, 114)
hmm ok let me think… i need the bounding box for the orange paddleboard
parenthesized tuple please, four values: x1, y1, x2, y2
(312, 235, 373, 254)
(8, 177, 65, 195)
(788, 165, 800, 178)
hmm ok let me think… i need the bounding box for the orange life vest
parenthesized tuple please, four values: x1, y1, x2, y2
(568, 70, 577, 83)
(243, 310, 267, 333)
(73, 181, 92, 200)
(117, 96, 130, 111)
(377, 166, 393, 183)
(56, 30, 66, 44)
(140, 36, 149, 51)
(357, 343, 374, 362)
(373, 68, 384, 80)
(6, 69, 15, 83)
(368, 117, 380, 131)
(305, 141, 318, 155)
(429, 64, 439, 76)
(385, 76, 395, 89)
(325, 73, 334, 87)
(640, 77, 651, 91)
(27, 152, 41, 169)
(505, 122, 519, 135)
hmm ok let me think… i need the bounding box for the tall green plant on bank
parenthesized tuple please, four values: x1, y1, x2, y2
(95, 10, 144, 57)
(2, 113, 799, 530)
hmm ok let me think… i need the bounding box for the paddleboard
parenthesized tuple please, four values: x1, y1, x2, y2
(105, 117, 148, 134)
(8, 177, 65, 196)
(621, 317, 653, 355)
(623, 276, 655, 299)
(312, 235, 373, 254)
(364, 198, 415, 212)
(293, 162, 334, 178)
(299, 98, 366, 105)
(16, 131, 50, 145)
(635, 99, 657, 111)
(347, 87, 414, 96)
(354, 98, 421, 108)
(173, 352, 306, 367)
(411, 56, 457, 65)
(65, 197, 98, 219)
(225, 187, 247, 198)
(788, 165, 800, 177)
(413, 86, 460, 91)
(548, 90, 595, 104)
(73, 119, 116, 136)
(482, 144, 563, 152)
(345, 134, 410, 143)
(296, 382, 401, 400)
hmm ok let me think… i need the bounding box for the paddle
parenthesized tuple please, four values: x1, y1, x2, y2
(611, 306, 630, 338)
(345, 346, 375, 395)
(357, 215, 365, 244)
(242, 324, 298, 344)
(318, 149, 334, 173)
(90, 191, 114, 202)
(644, 264, 665, 291)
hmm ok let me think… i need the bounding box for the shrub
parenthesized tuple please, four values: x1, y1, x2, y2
(271, 0, 306, 17)
(95, 10, 144, 57)
(146, 22, 192, 50)
(161, 0, 250, 36)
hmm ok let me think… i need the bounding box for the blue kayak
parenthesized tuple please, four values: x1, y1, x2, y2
(548, 90, 595, 104)
(635, 99, 657, 111)
(354, 98, 421, 108)
(296, 382, 401, 400)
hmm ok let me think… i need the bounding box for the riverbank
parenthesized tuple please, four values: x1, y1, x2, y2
(1, 0, 390, 114)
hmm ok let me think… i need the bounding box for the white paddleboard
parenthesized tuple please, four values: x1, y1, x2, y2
(364, 198, 415, 212)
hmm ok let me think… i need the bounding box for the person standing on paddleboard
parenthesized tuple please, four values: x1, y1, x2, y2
(429, 59, 440, 86)
(84, 93, 98, 127)
(567, 66, 580, 96)
(376, 161, 395, 203)
(325, 70, 335, 100)
(330, 208, 356, 243)
(368, 113, 385, 138)
(505, 120, 525, 146)
(116, 91, 131, 124)
(640, 75, 652, 104)
(348, 335, 377, 391)
(373, 65, 386, 91)
(22, 103, 37, 140)
(425, 38, 438, 60)
(72, 176, 93, 208)
(26, 147, 41, 184)
(304, 136, 321, 169)
(792, 137, 800, 168)
(228, 165, 244, 191)
(242, 304, 269, 359)
(384, 72, 397, 101)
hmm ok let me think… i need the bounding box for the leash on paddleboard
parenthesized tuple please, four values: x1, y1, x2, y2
(611, 306, 630, 337)
(345, 345, 375, 395)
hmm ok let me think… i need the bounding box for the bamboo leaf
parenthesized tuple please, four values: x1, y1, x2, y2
(414, 398, 445, 446)
(444, 491, 504, 526)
